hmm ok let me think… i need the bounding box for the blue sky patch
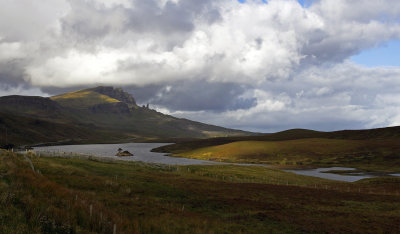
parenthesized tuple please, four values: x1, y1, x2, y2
(351, 40, 400, 67)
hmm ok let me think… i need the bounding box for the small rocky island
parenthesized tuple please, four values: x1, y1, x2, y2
(116, 148, 133, 157)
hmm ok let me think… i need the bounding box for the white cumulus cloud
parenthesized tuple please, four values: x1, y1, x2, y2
(1, 0, 400, 131)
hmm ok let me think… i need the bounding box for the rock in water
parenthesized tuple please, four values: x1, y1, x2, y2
(116, 150, 133, 157)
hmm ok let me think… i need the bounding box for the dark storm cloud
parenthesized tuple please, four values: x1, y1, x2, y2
(0, 60, 27, 87)
(123, 81, 256, 112)
(149, 81, 255, 112)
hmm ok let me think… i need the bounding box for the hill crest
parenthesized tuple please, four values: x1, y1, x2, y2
(87, 86, 137, 106)
(0, 86, 253, 145)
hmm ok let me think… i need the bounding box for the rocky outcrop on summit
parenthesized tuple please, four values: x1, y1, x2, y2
(89, 86, 137, 106)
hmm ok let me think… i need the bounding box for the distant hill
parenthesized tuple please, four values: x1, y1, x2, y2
(152, 126, 400, 154)
(152, 126, 400, 171)
(0, 86, 252, 146)
(245, 127, 400, 141)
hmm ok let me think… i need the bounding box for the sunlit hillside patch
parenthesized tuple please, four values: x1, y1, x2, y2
(176, 138, 400, 170)
(51, 90, 120, 108)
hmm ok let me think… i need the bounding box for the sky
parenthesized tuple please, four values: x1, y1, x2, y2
(1, 0, 400, 133)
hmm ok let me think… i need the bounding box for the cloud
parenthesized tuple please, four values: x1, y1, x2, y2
(301, 0, 400, 65)
(0, 84, 49, 97)
(1, 0, 400, 131)
(158, 63, 400, 132)
(18, 0, 324, 87)
(18, 0, 400, 87)
(0, 0, 69, 41)
(143, 80, 256, 111)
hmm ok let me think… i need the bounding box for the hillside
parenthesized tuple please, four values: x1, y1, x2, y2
(51, 89, 121, 109)
(0, 95, 70, 123)
(154, 126, 400, 154)
(152, 127, 400, 171)
(51, 87, 250, 139)
(0, 112, 138, 146)
(0, 86, 252, 146)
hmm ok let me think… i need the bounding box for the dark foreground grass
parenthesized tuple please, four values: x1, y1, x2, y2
(1, 151, 400, 233)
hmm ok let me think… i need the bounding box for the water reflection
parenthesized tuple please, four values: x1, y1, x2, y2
(284, 167, 375, 182)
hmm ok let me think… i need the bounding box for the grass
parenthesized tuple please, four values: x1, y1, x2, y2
(1, 150, 400, 233)
(51, 90, 120, 109)
(156, 138, 400, 173)
(153, 126, 400, 154)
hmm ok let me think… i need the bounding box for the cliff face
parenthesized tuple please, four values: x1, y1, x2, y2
(89, 86, 137, 106)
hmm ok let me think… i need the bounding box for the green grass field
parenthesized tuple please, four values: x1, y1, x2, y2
(1, 150, 400, 233)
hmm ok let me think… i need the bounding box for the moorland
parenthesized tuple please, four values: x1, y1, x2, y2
(153, 127, 400, 173)
(1, 150, 399, 233)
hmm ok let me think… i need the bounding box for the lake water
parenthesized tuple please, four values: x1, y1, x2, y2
(33, 143, 221, 165)
(284, 167, 376, 182)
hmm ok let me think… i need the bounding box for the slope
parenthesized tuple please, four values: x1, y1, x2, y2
(50, 86, 251, 139)
(0, 112, 132, 146)
(154, 126, 400, 154)
(50, 89, 121, 109)
(0, 86, 252, 145)
(152, 126, 400, 171)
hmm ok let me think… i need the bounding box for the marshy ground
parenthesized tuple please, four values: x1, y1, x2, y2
(1, 150, 399, 233)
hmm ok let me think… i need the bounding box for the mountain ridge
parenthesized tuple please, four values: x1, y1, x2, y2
(0, 86, 254, 146)
(87, 86, 137, 106)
